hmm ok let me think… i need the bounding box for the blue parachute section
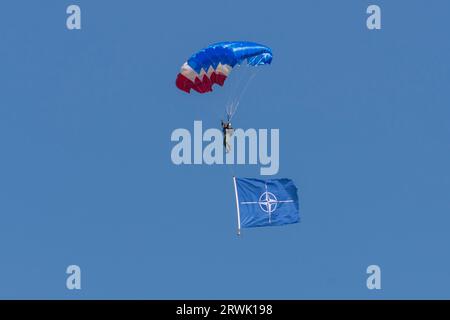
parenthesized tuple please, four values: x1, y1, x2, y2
(187, 42, 273, 74)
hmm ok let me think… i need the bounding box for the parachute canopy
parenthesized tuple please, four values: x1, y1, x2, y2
(176, 41, 273, 94)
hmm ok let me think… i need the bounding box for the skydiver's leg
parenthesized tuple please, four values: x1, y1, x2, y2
(225, 129, 233, 153)
(225, 133, 232, 153)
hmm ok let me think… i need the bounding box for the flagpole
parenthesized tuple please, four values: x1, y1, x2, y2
(232, 176, 241, 236)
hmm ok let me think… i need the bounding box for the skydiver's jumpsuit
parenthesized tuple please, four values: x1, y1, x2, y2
(222, 122, 233, 153)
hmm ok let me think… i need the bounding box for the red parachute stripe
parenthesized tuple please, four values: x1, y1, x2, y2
(176, 72, 227, 94)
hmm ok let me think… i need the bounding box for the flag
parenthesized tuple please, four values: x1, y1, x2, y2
(233, 177, 300, 232)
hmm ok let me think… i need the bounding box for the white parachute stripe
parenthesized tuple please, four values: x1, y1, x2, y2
(216, 63, 232, 76)
(206, 66, 215, 77)
(180, 62, 198, 82)
(180, 62, 232, 82)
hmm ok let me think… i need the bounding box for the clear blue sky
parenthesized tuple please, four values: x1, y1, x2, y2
(1, 0, 450, 299)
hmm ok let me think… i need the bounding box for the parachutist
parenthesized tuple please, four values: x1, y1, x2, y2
(221, 120, 234, 153)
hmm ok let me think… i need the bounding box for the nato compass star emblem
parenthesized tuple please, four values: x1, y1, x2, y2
(241, 183, 294, 223)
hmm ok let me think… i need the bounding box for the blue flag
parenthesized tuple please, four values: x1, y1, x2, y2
(233, 177, 300, 231)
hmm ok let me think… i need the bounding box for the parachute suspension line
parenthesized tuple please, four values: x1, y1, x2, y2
(225, 64, 246, 120)
(227, 70, 257, 121)
(223, 64, 246, 120)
